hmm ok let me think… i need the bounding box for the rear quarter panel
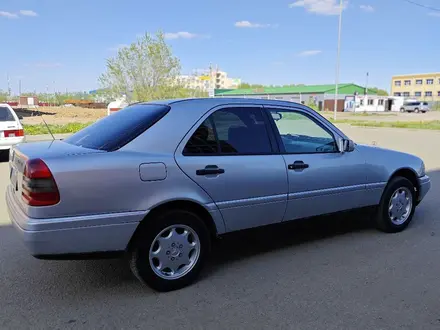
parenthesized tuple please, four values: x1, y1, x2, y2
(27, 152, 220, 228)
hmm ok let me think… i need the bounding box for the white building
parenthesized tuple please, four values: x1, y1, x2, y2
(344, 94, 405, 112)
(178, 68, 241, 92)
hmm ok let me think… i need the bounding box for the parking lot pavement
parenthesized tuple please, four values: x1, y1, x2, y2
(325, 110, 440, 122)
(0, 127, 439, 329)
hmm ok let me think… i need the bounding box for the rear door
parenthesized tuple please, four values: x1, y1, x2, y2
(175, 104, 288, 232)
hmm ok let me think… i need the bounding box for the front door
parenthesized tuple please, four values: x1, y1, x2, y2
(264, 107, 368, 221)
(175, 105, 288, 232)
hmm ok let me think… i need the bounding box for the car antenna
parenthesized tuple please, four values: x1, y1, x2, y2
(38, 110, 55, 141)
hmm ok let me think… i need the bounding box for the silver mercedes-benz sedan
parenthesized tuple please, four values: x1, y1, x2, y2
(6, 98, 431, 291)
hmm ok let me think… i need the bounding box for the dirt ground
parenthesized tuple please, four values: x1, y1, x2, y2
(15, 106, 107, 125)
(13, 106, 440, 126)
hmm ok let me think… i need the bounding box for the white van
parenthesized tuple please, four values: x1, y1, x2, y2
(0, 104, 25, 152)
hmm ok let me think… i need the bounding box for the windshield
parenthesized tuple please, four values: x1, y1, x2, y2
(64, 103, 170, 151)
(0, 107, 15, 122)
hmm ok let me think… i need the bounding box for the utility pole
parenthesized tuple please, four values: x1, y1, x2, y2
(6, 73, 11, 97)
(333, 0, 343, 120)
(365, 72, 369, 95)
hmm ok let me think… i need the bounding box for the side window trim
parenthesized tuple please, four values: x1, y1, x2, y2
(263, 106, 339, 155)
(181, 104, 278, 156)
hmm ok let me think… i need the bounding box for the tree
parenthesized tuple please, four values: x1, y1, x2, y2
(368, 87, 388, 96)
(99, 31, 187, 102)
(238, 82, 265, 89)
(0, 90, 8, 102)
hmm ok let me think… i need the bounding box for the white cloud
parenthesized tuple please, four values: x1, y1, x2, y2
(19, 10, 38, 17)
(0, 11, 18, 19)
(289, 0, 347, 16)
(164, 32, 203, 40)
(298, 50, 322, 56)
(428, 12, 440, 17)
(234, 20, 273, 28)
(360, 5, 374, 12)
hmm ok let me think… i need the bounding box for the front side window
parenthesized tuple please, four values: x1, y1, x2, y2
(183, 107, 272, 155)
(268, 110, 337, 154)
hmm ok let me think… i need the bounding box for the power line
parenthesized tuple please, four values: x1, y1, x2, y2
(402, 0, 440, 12)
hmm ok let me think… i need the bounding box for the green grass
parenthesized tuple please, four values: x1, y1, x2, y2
(331, 119, 440, 130)
(23, 122, 92, 135)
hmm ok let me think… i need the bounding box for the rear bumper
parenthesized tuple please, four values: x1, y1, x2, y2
(0, 136, 25, 150)
(417, 175, 431, 202)
(6, 186, 146, 257)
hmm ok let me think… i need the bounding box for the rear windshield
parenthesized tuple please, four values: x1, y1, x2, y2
(64, 103, 170, 151)
(0, 107, 15, 121)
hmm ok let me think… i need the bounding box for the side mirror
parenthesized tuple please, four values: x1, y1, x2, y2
(18, 115, 23, 120)
(271, 112, 283, 121)
(338, 138, 355, 153)
(346, 139, 355, 152)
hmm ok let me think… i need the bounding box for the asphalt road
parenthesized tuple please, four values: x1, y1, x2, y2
(0, 126, 439, 329)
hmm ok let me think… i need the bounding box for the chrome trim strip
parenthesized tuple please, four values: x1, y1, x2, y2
(215, 194, 287, 209)
(366, 182, 387, 189)
(289, 184, 365, 200)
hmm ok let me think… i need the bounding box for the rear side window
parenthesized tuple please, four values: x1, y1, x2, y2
(0, 107, 15, 121)
(183, 107, 273, 155)
(64, 104, 170, 151)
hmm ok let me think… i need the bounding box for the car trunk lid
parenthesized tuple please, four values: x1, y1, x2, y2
(9, 140, 105, 208)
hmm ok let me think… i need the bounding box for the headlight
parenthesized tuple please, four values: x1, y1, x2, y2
(418, 161, 425, 177)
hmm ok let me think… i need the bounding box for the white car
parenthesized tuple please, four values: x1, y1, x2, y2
(0, 104, 25, 152)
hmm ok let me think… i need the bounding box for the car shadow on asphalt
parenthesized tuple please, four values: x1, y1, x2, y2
(205, 209, 375, 276)
(0, 169, 437, 297)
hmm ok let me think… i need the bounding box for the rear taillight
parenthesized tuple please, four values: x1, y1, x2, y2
(4, 129, 24, 138)
(22, 159, 60, 206)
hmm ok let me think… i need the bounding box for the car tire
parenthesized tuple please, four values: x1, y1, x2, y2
(129, 209, 211, 292)
(375, 176, 416, 233)
(400, 108, 405, 112)
(422, 111, 426, 113)
(414, 108, 419, 113)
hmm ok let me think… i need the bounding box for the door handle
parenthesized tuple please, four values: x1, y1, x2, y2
(196, 165, 225, 176)
(288, 161, 309, 170)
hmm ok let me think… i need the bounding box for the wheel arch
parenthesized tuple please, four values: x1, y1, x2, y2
(388, 167, 420, 200)
(127, 199, 220, 252)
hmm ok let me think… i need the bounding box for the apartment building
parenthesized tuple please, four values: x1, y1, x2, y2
(178, 69, 241, 92)
(391, 72, 440, 101)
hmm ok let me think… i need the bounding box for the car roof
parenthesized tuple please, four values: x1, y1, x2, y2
(137, 97, 304, 109)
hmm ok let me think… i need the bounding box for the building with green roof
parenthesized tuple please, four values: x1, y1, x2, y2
(214, 83, 375, 111)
